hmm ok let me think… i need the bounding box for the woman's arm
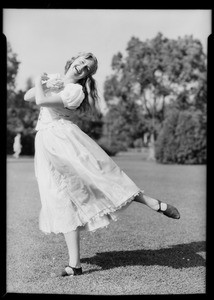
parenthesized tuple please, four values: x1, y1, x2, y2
(35, 74, 64, 108)
(24, 87, 36, 102)
(24, 81, 49, 102)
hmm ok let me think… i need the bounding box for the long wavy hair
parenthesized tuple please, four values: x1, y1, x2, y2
(64, 52, 101, 117)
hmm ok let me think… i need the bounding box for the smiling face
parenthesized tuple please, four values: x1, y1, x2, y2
(65, 55, 96, 83)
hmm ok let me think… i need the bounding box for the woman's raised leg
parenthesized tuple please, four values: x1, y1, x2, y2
(133, 191, 180, 219)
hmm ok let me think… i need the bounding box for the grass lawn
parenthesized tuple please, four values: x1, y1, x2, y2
(6, 154, 206, 295)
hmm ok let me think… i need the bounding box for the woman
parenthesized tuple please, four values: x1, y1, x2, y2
(24, 52, 180, 277)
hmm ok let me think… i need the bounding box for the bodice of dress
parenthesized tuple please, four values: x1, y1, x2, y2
(35, 106, 74, 131)
(35, 73, 75, 131)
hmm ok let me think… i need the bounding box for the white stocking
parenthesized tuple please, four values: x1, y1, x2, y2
(63, 229, 81, 268)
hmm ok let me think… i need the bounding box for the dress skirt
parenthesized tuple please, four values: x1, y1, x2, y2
(34, 118, 142, 234)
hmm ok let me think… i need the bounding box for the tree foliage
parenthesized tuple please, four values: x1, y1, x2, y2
(7, 41, 20, 92)
(103, 32, 207, 162)
(69, 110, 103, 141)
(104, 33, 206, 129)
(101, 99, 149, 151)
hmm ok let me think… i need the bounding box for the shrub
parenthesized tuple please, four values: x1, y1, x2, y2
(133, 138, 143, 149)
(155, 109, 180, 164)
(21, 131, 36, 156)
(175, 109, 206, 164)
(155, 108, 206, 164)
(97, 137, 127, 156)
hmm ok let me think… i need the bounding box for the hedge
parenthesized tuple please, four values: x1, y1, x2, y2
(155, 108, 206, 164)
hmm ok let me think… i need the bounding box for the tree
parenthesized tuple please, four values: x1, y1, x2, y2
(7, 42, 22, 154)
(104, 33, 207, 152)
(7, 41, 41, 155)
(70, 109, 103, 141)
(101, 98, 148, 150)
(7, 42, 20, 91)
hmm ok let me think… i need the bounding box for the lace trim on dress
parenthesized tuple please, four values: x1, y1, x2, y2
(85, 190, 142, 232)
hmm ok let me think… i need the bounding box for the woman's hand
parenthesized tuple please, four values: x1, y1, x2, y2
(35, 73, 49, 85)
(46, 78, 64, 90)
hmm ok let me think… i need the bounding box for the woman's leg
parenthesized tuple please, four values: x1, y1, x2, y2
(134, 192, 162, 210)
(63, 229, 81, 268)
(133, 191, 180, 219)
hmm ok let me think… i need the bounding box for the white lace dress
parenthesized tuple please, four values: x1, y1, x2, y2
(34, 74, 142, 234)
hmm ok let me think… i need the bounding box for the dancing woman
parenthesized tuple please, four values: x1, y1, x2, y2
(24, 52, 180, 276)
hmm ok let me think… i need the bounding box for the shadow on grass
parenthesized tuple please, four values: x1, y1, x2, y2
(81, 241, 205, 273)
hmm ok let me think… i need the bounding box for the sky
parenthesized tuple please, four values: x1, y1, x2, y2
(3, 9, 211, 111)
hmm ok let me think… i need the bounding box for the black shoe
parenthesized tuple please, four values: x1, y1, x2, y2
(61, 266, 83, 277)
(157, 200, 180, 219)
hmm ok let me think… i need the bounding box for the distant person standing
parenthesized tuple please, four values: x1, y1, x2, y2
(13, 133, 22, 158)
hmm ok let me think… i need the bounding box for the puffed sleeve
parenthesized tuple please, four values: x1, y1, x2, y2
(59, 83, 85, 110)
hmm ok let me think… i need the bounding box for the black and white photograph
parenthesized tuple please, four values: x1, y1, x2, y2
(4, 8, 210, 295)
